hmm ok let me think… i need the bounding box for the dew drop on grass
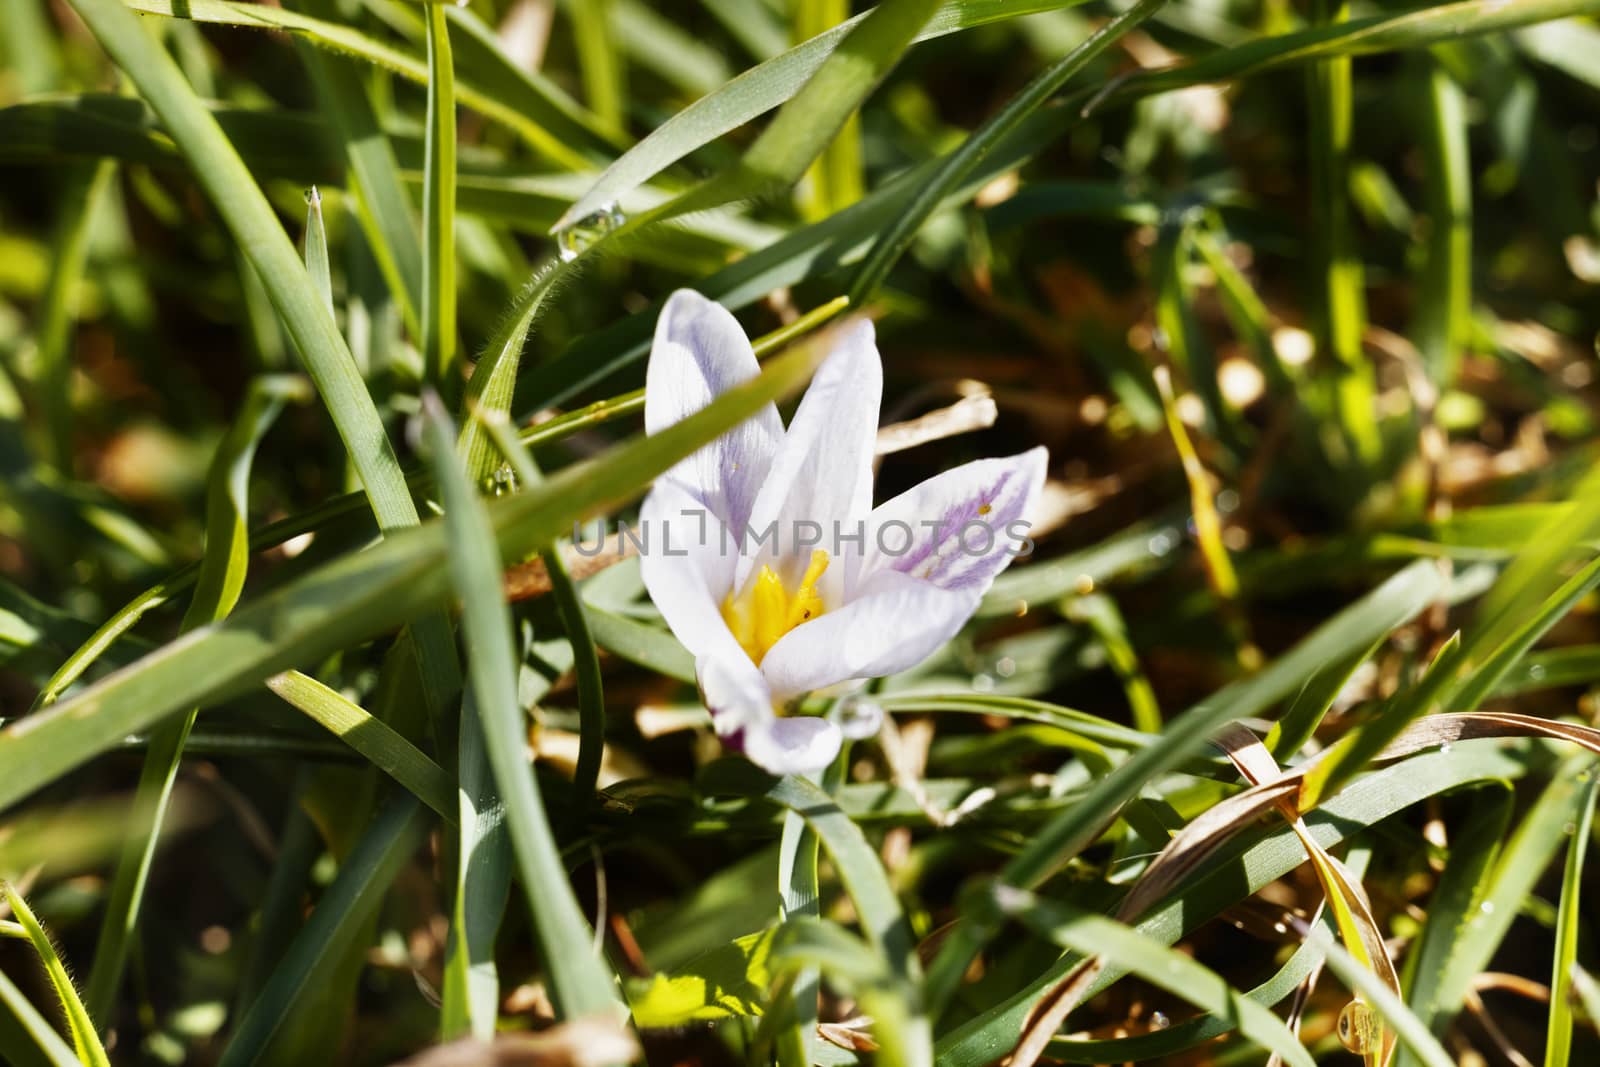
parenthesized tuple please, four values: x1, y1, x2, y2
(1337, 1000, 1382, 1055)
(834, 694, 884, 739)
(556, 201, 626, 262)
(1149, 1011, 1169, 1030)
(994, 656, 1017, 678)
(1480, 900, 1496, 915)
(1147, 531, 1176, 556)
(1528, 663, 1547, 681)
(972, 673, 996, 693)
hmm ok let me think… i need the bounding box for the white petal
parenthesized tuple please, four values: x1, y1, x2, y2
(861, 447, 1048, 594)
(697, 652, 774, 738)
(638, 479, 746, 665)
(646, 290, 782, 532)
(736, 320, 882, 593)
(741, 716, 843, 776)
(759, 569, 979, 699)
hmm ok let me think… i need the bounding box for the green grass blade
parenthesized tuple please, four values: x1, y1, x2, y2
(423, 396, 622, 1019)
(727, 772, 931, 1067)
(1, 884, 110, 1067)
(935, 742, 1526, 1066)
(82, 375, 305, 1023)
(217, 795, 429, 1067)
(613, 0, 938, 227)
(66, 0, 420, 535)
(795, 0, 862, 220)
(1319, 936, 1454, 1067)
(557, 0, 1096, 227)
(1426, 756, 1597, 1033)
(304, 187, 333, 313)
(999, 891, 1316, 1067)
(294, 15, 423, 340)
(1307, 0, 1378, 468)
(122, 0, 615, 165)
(1414, 57, 1471, 384)
(264, 671, 457, 819)
(1544, 773, 1597, 1067)
(924, 559, 1446, 1014)
(34, 160, 114, 471)
(1397, 783, 1513, 1067)
(422, 0, 458, 389)
(1297, 630, 1462, 811)
(475, 415, 607, 805)
(567, 0, 625, 127)
(1449, 554, 1600, 712)
(0, 968, 79, 1067)
(847, 0, 1165, 305)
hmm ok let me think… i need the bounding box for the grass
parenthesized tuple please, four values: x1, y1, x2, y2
(2, 0, 1600, 1065)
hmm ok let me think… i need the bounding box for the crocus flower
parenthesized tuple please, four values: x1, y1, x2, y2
(639, 291, 1047, 775)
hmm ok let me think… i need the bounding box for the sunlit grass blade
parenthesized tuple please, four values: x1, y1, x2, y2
(123, 0, 614, 166)
(65, 0, 419, 534)
(1544, 773, 1597, 1067)
(422, 395, 623, 1019)
(1423, 756, 1596, 1036)
(1397, 784, 1512, 1067)
(474, 413, 607, 805)
(34, 160, 114, 471)
(609, 0, 940, 226)
(422, 0, 458, 389)
(924, 559, 1445, 1014)
(847, 0, 1164, 305)
(1, 883, 110, 1067)
(567, 0, 625, 128)
(0, 967, 80, 1067)
(294, 13, 423, 339)
(718, 770, 930, 1067)
(264, 671, 457, 819)
(1414, 57, 1471, 384)
(1318, 937, 1453, 1067)
(997, 889, 1316, 1067)
(934, 742, 1527, 1066)
(558, 0, 1097, 227)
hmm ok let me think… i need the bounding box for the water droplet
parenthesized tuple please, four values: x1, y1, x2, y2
(1438, 742, 1452, 754)
(972, 673, 996, 693)
(834, 694, 884, 740)
(482, 463, 517, 496)
(1337, 1000, 1382, 1054)
(556, 201, 625, 262)
(1147, 531, 1176, 557)
(1272, 921, 1288, 935)
(1564, 822, 1578, 836)
(1480, 900, 1496, 915)
(994, 656, 1017, 678)
(1528, 664, 1547, 681)
(1149, 1011, 1169, 1030)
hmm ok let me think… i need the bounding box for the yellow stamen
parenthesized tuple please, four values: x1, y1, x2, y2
(722, 550, 830, 666)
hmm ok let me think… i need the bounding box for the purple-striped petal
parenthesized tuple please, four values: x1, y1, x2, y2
(861, 447, 1048, 594)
